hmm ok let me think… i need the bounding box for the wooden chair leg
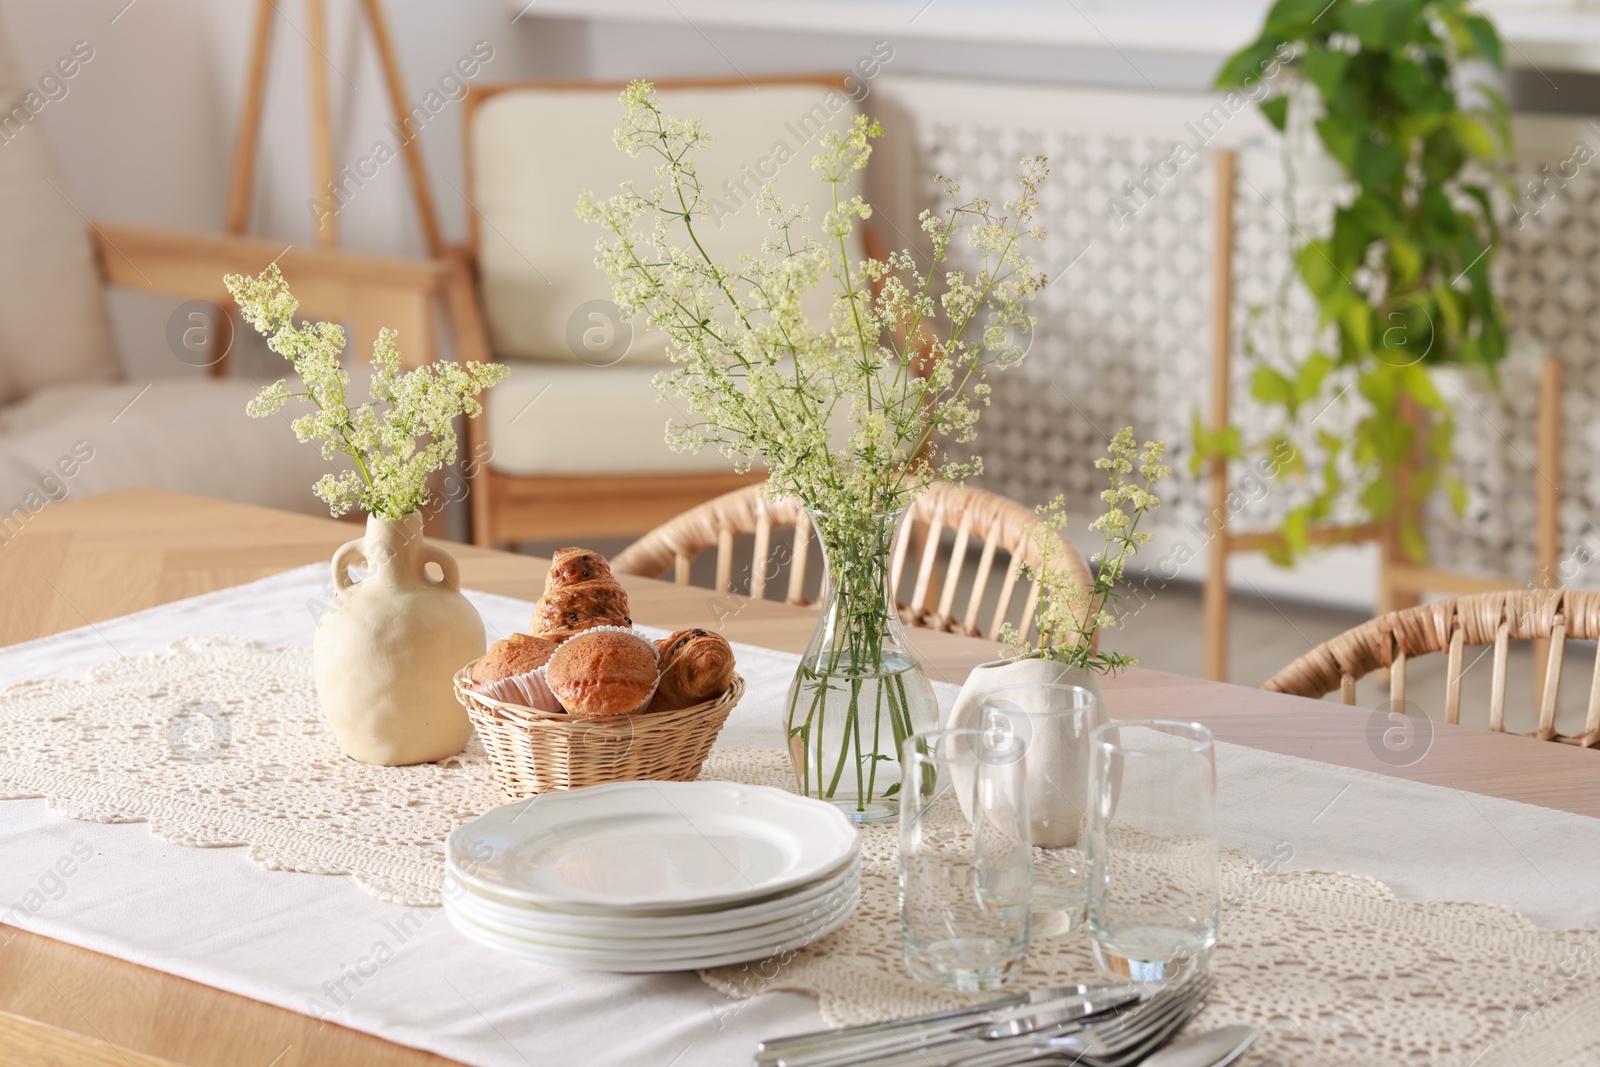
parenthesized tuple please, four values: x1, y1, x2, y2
(1203, 149, 1236, 683)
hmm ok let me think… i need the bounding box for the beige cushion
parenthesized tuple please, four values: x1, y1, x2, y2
(0, 22, 121, 406)
(471, 82, 865, 365)
(0, 380, 338, 521)
(484, 361, 735, 476)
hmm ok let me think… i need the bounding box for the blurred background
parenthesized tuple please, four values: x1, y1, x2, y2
(3, 0, 1597, 722)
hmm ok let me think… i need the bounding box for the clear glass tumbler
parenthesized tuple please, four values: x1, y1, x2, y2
(900, 727, 1033, 991)
(1086, 720, 1219, 983)
(978, 683, 1102, 937)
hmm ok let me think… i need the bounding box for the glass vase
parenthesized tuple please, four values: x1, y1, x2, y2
(784, 506, 939, 823)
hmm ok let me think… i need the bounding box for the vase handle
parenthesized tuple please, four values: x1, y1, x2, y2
(331, 537, 366, 591)
(422, 542, 462, 589)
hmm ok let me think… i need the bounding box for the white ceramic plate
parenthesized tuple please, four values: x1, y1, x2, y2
(444, 887, 859, 972)
(446, 880, 858, 959)
(444, 854, 861, 939)
(448, 780, 859, 911)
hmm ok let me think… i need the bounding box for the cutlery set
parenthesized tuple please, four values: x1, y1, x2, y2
(755, 977, 1256, 1067)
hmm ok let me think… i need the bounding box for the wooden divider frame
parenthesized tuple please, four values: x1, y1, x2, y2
(1202, 148, 1564, 684)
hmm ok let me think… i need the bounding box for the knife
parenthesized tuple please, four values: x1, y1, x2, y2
(753, 983, 1143, 1067)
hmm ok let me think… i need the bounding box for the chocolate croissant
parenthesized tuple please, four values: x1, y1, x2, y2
(532, 578, 631, 642)
(650, 628, 735, 711)
(544, 547, 615, 591)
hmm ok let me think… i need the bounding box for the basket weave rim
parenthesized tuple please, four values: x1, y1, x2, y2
(455, 665, 745, 724)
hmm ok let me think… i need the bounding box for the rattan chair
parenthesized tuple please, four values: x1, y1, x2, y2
(612, 482, 1095, 643)
(1262, 590, 1600, 747)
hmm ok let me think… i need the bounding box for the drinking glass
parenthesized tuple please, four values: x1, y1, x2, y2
(978, 683, 1102, 937)
(900, 727, 1032, 991)
(1086, 720, 1219, 983)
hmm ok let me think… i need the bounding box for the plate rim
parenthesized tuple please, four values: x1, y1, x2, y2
(444, 854, 861, 935)
(448, 780, 860, 910)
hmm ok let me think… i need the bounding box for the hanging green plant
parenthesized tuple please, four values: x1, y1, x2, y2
(1204, 0, 1513, 564)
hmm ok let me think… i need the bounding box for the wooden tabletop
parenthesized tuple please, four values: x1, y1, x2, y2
(0, 488, 1595, 1067)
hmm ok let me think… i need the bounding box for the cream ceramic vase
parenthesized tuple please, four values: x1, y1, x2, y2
(945, 653, 1107, 847)
(314, 514, 485, 766)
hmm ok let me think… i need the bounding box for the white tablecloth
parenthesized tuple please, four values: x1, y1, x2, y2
(1, 565, 1597, 1067)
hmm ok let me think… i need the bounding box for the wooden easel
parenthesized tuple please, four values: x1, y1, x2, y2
(217, 0, 446, 376)
(1204, 148, 1565, 686)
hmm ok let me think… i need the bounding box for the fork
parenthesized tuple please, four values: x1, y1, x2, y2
(948, 975, 1213, 1067)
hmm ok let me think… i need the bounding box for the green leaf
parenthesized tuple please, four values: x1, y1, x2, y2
(1296, 240, 1345, 300)
(1260, 94, 1290, 131)
(1399, 517, 1429, 563)
(1302, 47, 1351, 98)
(1449, 114, 1498, 158)
(1354, 140, 1404, 191)
(1444, 475, 1468, 515)
(1462, 14, 1503, 68)
(1251, 366, 1297, 407)
(1264, 0, 1331, 36)
(1189, 411, 1244, 476)
(1315, 115, 1362, 168)
(1421, 127, 1466, 183)
(1282, 506, 1312, 553)
(1361, 476, 1398, 518)
(1215, 39, 1285, 89)
(1295, 352, 1334, 406)
(1388, 237, 1421, 287)
(1337, 0, 1396, 50)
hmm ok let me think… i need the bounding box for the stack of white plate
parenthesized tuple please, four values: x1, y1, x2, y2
(445, 780, 861, 971)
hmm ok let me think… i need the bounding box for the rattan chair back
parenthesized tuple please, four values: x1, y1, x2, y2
(612, 482, 1094, 643)
(1262, 589, 1600, 747)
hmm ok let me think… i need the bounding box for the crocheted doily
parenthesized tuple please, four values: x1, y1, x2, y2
(699, 749, 1600, 1067)
(0, 637, 498, 905)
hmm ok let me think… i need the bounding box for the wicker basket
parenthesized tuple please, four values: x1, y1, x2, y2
(453, 667, 743, 798)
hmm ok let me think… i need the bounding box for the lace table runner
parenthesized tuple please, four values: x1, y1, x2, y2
(5, 634, 1599, 1065)
(0, 636, 496, 905)
(702, 749, 1600, 1067)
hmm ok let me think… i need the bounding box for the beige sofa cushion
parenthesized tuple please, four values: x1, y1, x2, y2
(484, 361, 736, 476)
(0, 380, 338, 522)
(470, 82, 865, 365)
(0, 24, 121, 406)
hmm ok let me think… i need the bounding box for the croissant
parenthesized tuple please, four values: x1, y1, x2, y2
(544, 547, 614, 591)
(650, 628, 735, 711)
(532, 579, 631, 642)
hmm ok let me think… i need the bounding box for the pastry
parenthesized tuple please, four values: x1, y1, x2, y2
(545, 629, 658, 718)
(650, 628, 736, 711)
(470, 633, 557, 685)
(544, 547, 615, 590)
(531, 578, 632, 642)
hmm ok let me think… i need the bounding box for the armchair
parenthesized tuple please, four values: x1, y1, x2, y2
(0, 20, 450, 533)
(449, 76, 878, 547)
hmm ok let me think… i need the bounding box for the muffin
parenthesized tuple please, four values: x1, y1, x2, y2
(470, 633, 558, 686)
(544, 629, 658, 718)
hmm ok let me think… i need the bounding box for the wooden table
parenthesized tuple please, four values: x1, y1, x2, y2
(0, 488, 1594, 1067)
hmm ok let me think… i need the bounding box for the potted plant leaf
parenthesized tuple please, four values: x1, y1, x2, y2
(1202, 0, 1513, 564)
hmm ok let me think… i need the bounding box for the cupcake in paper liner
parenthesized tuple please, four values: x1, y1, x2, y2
(478, 665, 566, 714)
(542, 626, 660, 718)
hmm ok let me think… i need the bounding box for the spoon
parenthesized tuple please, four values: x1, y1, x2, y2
(1137, 1024, 1259, 1067)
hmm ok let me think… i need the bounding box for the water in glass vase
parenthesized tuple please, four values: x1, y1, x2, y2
(784, 505, 939, 823)
(788, 650, 938, 822)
